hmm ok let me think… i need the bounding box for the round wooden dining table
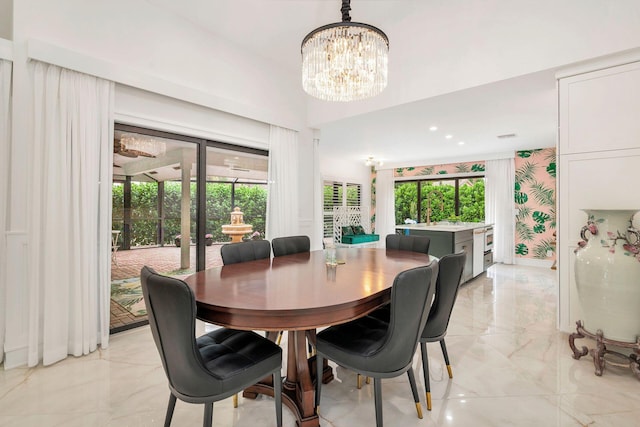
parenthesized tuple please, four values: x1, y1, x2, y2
(184, 247, 437, 427)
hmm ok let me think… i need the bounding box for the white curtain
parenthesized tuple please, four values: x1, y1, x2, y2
(266, 125, 299, 240)
(485, 158, 515, 264)
(312, 135, 323, 250)
(27, 61, 114, 366)
(375, 169, 396, 245)
(0, 59, 12, 364)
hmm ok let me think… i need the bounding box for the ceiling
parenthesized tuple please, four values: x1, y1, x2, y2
(113, 130, 268, 182)
(145, 0, 560, 166)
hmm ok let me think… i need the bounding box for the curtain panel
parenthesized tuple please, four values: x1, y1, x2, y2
(0, 59, 12, 364)
(27, 61, 114, 366)
(485, 158, 515, 264)
(375, 169, 396, 243)
(266, 125, 299, 240)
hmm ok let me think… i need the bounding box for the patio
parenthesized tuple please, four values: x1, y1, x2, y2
(111, 243, 224, 281)
(110, 244, 225, 332)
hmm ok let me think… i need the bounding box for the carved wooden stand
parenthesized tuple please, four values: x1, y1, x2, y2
(569, 320, 640, 380)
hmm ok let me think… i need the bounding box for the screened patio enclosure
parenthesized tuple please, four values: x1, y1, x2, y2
(112, 124, 268, 273)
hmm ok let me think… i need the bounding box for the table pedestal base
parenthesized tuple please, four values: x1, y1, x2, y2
(244, 330, 333, 427)
(568, 320, 640, 380)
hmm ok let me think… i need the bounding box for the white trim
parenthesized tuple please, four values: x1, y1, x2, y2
(26, 39, 303, 132)
(113, 112, 269, 150)
(382, 151, 515, 171)
(394, 171, 485, 182)
(0, 38, 12, 61)
(555, 47, 640, 80)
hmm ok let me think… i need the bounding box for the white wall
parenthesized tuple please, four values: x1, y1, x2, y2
(3, 0, 317, 368)
(0, 0, 11, 40)
(308, 0, 640, 126)
(556, 50, 640, 334)
(14, 0, 305, 131)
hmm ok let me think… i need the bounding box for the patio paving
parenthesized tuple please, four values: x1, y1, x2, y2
(110, 244, 225, 332)
(111, 243, 224, 281)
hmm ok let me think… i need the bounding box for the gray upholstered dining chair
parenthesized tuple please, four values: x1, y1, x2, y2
(220, 239, 271, 265)
(140, 266, 283, 427)
(271, 235, 310, 257)
(420, 251, 466, 410)
(220, 239, 277, 381)
(385, 233, 431, 254)
(315, 261, 438, 427)
(271, 235, 312, 347)
(356, 233, 432, 388)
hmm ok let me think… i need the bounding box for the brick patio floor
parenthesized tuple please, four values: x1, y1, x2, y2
(110, 244, 224, 332)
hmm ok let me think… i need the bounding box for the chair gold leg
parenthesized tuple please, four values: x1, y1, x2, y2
(426, 392, 432, 411)
(357, 374, 362, 389)
(415, 402, 423, 419)
(276, 331, 283, 346)
(365, 376, 371, 384)
(316, 406, 320, 415)
(446, 364, 453, 378)
(233, 393, 238, 408)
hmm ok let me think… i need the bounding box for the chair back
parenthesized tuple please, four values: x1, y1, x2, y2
(421, 251, 466, 340)
(271, 235, 310, 257)
(140, 266, 223, 397)
(386, 234, 431, 254)
(379, 261, 439, 371)
(220, 240, 271, 265)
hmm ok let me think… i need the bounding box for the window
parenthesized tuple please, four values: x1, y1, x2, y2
(323, 181, 362, 238)
(394, 176, 485, 224)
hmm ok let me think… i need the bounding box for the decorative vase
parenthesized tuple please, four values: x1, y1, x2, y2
(574, 209, 640, 342)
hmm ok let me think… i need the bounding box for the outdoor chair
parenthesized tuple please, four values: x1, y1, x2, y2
(315, 262, 438, 427)
(140, 266, 282, 427)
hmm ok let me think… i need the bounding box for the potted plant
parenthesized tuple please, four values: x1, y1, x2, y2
(174, 235, 182, 247)
(205, 233, 214, 246)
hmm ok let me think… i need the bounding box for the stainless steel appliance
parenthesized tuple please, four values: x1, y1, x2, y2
(484, 226, 494, 252)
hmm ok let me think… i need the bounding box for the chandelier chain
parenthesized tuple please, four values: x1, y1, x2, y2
(341, 0, 351, 22)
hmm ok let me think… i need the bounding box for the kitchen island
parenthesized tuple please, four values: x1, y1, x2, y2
(395, 222, 493, 284)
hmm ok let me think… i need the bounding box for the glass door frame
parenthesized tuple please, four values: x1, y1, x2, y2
(115, 123, 269, 272)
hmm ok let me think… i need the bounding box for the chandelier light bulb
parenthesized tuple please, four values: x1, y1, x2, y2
(301, 0, 389, 102)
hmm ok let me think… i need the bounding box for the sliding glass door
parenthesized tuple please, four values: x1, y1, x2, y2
(110, 124, 268, 332)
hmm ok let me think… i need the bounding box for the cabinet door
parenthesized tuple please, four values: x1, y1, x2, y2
(559, 61, 640, 155)
(472, 229, 485, 277)
(454, 239, 473, 284)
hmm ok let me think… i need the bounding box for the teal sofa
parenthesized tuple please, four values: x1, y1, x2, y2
(340, 225, 380, 245)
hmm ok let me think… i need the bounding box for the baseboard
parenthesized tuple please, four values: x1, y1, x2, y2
(514, 258, 555, 268)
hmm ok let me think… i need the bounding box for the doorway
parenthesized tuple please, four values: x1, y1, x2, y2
(110, 124, 268, 333)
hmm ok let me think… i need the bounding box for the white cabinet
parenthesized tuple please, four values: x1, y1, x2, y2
(472, 228, 485, 277)
(556, 50, 640, 334)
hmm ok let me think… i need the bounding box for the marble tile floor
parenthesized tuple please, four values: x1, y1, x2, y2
(2, 264, 639, 426)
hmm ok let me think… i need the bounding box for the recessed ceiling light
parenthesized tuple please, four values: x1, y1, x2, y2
(429, 126, 438, 131)
(458, 141, 465, 145)
(445, 135, 453, 139)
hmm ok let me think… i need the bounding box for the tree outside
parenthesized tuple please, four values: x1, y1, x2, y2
(112, 180, 267, 247)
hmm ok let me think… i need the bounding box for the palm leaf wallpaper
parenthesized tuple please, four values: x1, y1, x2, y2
(394, 161, 485, 177)
(514, 148, 557, 260)
(376, 150, 555, 263)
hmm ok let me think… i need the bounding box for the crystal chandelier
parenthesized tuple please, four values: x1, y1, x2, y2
(301, 0, 389, 102)
(119, 133, 167, 158)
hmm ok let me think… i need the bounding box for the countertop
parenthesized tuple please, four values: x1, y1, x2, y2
(395, 222, 493, 233)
